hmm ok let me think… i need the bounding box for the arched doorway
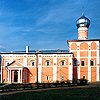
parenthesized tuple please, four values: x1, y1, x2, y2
(14, 70, 18, 82)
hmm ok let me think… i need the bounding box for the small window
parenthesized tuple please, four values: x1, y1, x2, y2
(61, 75, 64, 81)
(83, 75, 86, 79)
(31, 61, 35, 66)
(73, 60, 77, 66)
(32, 62, 34, 66)
(81, 61, 85, 66)
(90, 60, 94, 66)
(46, 60, 50, 66)
(61, 60, 65, 66)
(46, 76, 49, 80)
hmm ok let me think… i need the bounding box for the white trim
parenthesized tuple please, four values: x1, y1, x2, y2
(53, 54, 57, 81)
(23, 58, 27, 66)
(8, 70, 9, 83)
(88, 43, 91, 82)
(18, 70, 20, 83)
(77, 66, 80, 79)
(77, 43, 80, 79)
(38, 54, 42, 83)
(1, 66, 2, 83)
(68, 57, 73, 80)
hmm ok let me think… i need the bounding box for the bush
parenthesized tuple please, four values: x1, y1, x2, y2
(77, 79, 88, 85)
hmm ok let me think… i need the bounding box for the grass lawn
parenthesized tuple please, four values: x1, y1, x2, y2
(0, 87, 100, 100)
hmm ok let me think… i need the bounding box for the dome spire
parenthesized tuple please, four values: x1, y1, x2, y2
(82, 0, 84, 16)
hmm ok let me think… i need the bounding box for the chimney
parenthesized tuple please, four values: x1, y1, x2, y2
(26, 46, 29, 53)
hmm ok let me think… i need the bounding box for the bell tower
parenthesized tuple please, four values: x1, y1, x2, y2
(76, 14, 90, 40)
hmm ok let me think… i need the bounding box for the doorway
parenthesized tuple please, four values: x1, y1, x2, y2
(14, 70, 18, 82)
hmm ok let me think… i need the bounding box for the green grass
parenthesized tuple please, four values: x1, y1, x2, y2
(0, 87, 100, 100)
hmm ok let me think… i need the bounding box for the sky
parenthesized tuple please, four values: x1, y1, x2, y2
(0, 0, 100, 52)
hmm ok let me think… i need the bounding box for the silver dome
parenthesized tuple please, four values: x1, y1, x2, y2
(76, 15, 90, 28)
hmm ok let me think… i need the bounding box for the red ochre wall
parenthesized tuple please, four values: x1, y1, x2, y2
(57, 67, 68, 81)
(91, 67, 96, 82)
(80, 67, 88, 80)
(42, 67, 53, 83)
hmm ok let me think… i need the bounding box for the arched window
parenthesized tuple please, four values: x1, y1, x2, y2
(30, 60, 35, 66)
(45, 60, 50, 66)
(60, 60, 65, 66)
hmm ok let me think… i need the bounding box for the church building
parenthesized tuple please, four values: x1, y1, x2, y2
(0, 14, 100, 83)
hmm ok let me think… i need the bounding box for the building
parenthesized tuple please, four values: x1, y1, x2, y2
(67, 15, 100, 82)
(0, 14, 100, 83)
(0, 49, 73, 83)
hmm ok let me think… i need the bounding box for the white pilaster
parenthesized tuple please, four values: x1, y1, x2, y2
(23, 57, 27, 67)
(1, 66, 2, 83)
(38, 54, 42, 83)
(77, 67, 80, 79)
(68, 55, 73, 80)
(88, 42, 91, 82)
(18, 69, 20, 83)
(77, 43, 80, 79)
(53, 54, 57, 81)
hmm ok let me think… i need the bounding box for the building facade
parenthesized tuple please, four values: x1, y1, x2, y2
(0, 14, 100, 83)
(1, 50, 73, 83)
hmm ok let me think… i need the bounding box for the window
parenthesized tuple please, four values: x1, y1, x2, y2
(46, 60, 50, 66)
(83, 75, 86, 79)
(46, 76, 49, 80)
(32, 62, 34, 66)
(90, 60, 94, 66)
(31, 61, 35, 66)
(61, 75, 64, 81)
(61, 60, 65, 66)
(81, 61, 85, 66)
(73, 60, 77, 66)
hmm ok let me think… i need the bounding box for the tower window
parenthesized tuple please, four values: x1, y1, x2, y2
(90, 60, 94, 66)
(81, 61, 85, 66)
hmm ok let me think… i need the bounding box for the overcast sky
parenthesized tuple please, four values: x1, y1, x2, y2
(0, 0, 100, 51)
